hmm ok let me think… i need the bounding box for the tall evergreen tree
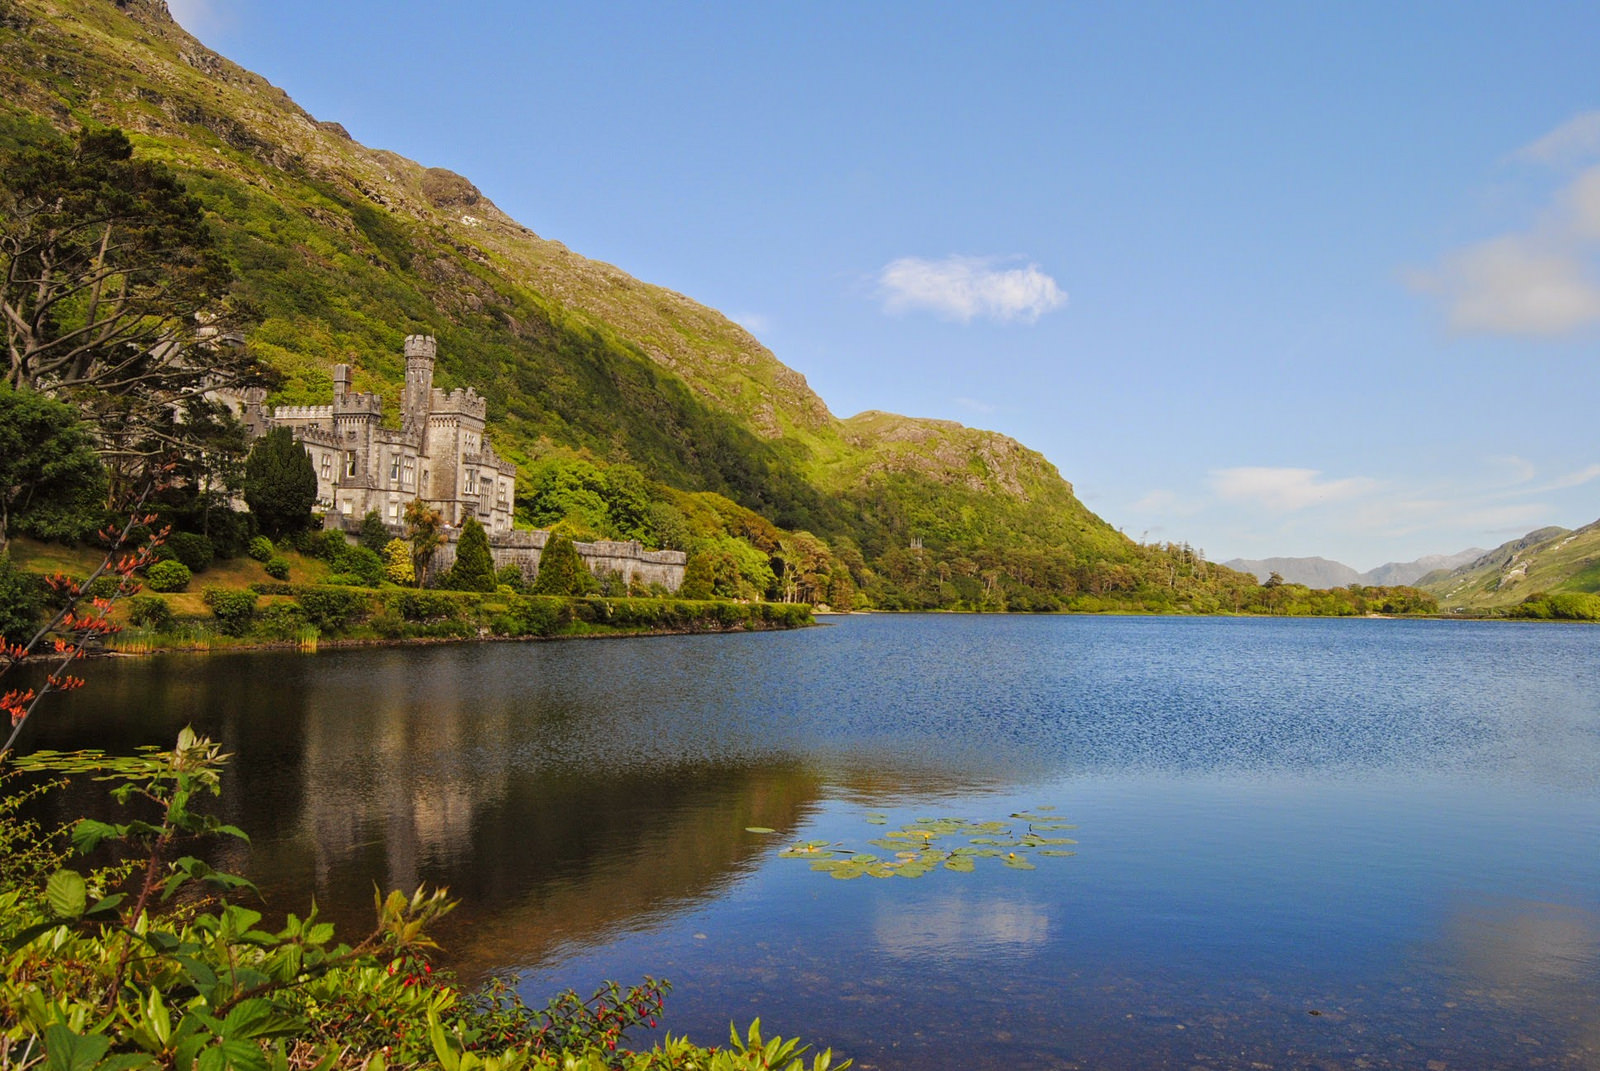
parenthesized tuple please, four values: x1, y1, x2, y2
(242, 428, 316, 537)
(530, 534, 593, 596)
(448, 517, 496, 592)
(358, 510, 389, 554)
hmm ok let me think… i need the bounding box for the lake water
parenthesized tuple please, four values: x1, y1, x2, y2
(18, 615, 1600, 1069)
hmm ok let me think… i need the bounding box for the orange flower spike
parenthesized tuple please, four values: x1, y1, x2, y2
(53, 640, 68, 653)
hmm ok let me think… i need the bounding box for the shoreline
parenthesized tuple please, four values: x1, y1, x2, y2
(98, 615, 816, 659)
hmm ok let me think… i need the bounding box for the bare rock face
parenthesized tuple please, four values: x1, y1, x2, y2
(114, 0, 173, 23)
(421, 168, 481, 209)
(317, 120, 352, 140)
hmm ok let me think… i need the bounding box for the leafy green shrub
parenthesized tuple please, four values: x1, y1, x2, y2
(496, 563, 527, 593)
(368, 607, 406, 639)
(308, 529, 350, 562)
(84, 574, 122, 600)
(126, 595, 174, 631)
(0, 555, 45, 643)
(358, 509, 390, 554)
(394, 589, 467, 622)
(264, 556, 291, 580)
(501, 596, 564, 636)
(166, 531, 215, 573)
(296, 587, 370, 633)
(249, 581, 299, 596)
(255, 602, 311, 640)
(247, 535, 275, 562)
(334, 545, 384, 587)
(202, 587, 257, 636)
(145, 559, 192, 592)
(383, 538, 415, 586)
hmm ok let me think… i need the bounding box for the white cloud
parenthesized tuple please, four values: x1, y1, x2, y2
(877, 255, 1066, 324)
(1417, 114, 1600, 337)
(1536, 462, 1600, 492)
(1209, 467, 1377, 512)
(1411, 234, 1600, 335)
(954, 396, 996, 414)
(1513, 111, 1600, 166)
(731, 312, 770, 335)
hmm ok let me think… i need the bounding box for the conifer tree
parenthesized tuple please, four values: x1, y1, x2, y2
(448, 516, 496, 592)
(358, 510, 389, 554)
(530, 533, 593, 596)
(242, 427, 316, 537)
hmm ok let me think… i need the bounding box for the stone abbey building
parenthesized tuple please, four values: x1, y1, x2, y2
(266, 335, 518, 533)
(240, 335, 686, 590)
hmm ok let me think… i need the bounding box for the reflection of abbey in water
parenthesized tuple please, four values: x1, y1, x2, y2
(240, 335, 685, 589)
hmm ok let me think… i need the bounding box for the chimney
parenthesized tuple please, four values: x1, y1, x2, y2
(332, 363, 351, 402)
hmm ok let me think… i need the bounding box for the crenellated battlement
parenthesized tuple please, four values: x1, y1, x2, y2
(462, 450, 516, 475)
(404, 334, 437, 360)
(272, 405, 334, 421)
(295, 426, 341, 448)
(335, 392, 383, 416)
(430, 386, 487, 419)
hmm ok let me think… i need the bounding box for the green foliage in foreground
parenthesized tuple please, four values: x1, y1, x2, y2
(0, 732, 849, 1070)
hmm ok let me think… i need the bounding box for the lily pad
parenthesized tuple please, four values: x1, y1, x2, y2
(744, 827, 776, 834)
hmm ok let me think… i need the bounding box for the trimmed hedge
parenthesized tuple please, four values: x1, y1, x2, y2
(135, 580, 813, 646)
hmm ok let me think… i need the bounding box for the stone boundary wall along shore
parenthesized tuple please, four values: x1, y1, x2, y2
(326, 517, 687, 591)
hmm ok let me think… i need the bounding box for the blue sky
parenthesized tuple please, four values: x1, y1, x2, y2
(169, 1, 1600, 570)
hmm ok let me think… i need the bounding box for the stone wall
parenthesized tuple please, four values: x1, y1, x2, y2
(327, 518, 686, 592)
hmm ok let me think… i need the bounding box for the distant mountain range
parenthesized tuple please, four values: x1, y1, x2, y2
(1223, 549, 1485, 590)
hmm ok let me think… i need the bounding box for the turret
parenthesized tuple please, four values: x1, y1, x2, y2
(332, 363, 351, 403)
(402, 335, 436, 435)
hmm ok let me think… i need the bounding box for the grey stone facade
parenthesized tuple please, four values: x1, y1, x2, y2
(261, 336, 518, 534)
(251, 334, 687, 591)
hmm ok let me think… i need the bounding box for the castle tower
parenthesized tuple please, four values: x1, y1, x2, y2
(332, 363, 351, 403)
(402, 335, 436, 437)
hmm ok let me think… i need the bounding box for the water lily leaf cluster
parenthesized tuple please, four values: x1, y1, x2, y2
(764, 810, 1077, 880)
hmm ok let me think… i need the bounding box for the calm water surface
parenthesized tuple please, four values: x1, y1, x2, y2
(21, 615, 1600, 1069)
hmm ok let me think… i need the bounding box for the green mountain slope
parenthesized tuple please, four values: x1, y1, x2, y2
(1419, 522, 1600, 612)
(1, 0, 1230, 609)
